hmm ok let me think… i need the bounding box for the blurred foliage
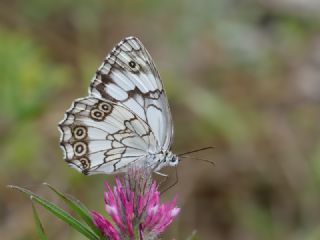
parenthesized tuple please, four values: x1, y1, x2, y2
(0, 28, 67, 120)
(0, 27, 69, 180)
(2, 0, 320, 240)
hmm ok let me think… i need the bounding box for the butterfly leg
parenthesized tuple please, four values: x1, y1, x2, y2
(159, 167, 179, 194)
(154, 171, 168, 177)
(155, 171, 169, 189)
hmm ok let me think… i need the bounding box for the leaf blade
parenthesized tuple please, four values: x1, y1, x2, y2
(8, 185, 99, 240)
(31, 199, 48, 240)
(43, 183, 102, 237)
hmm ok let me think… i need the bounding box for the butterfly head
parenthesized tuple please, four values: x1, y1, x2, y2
(166, 151, 179, 167)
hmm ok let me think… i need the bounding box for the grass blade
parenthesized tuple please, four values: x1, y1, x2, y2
(31, 199, 48, 240)
(43, 183, 102, 237)
(8, 185, 99, 240)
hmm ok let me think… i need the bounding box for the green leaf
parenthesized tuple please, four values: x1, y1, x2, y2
(31, 199, 48, 240)
(43, 183, 102, 237)
(8, 185, 99, 240)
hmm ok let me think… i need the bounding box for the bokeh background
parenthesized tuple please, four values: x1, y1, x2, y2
(1, 0, 320, 239)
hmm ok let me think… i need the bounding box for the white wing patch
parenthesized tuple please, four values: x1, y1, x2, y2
(58, 97, 159, 174)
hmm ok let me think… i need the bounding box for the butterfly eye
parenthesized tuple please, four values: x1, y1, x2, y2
(73, 126, 87, 140)
(169, 155, 178, 166)
(73, 142, 87, 156)
(98, 102, 112, 113)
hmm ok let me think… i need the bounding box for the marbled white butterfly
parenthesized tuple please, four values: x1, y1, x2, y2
(58, 37, 178, 175)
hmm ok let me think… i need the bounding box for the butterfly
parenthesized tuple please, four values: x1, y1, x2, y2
(58, 36, 179, 175)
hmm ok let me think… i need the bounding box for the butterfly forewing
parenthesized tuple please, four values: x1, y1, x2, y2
(89, 37, 173, 150)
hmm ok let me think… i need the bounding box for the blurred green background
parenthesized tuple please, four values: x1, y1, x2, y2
(2, 0, 320, 239)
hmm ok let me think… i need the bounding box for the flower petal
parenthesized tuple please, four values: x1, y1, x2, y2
(91, 211, 120, 240)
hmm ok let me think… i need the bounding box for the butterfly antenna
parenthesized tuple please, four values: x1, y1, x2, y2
(178, 146, 215, 157)
(160, 167, 179, 195)
(179, 156, 215, 166)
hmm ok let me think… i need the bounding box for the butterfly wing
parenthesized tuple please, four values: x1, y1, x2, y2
(89, 37, 173, 151)
(58, 97, 159, 175)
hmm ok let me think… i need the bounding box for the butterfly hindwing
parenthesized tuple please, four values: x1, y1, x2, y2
(58, 97, 159, 174)
(89, 37, 173, 150)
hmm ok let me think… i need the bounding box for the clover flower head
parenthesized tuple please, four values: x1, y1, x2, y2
(91, 166, 180, 240)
